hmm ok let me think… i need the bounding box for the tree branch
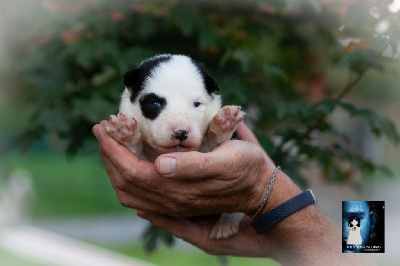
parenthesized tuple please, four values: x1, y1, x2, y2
(303, 64, 370, 138)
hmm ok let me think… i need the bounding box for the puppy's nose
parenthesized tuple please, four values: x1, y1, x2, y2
(172, 129, 189, 141)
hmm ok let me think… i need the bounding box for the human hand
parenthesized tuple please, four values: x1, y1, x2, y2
(95, 122, 373, 264)
(93, 121, 282, 257)
(92, 122, 276, 217)
(136, 211, 277, 258)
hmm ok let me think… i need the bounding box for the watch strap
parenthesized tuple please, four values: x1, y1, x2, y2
(251, 189, 317, 234)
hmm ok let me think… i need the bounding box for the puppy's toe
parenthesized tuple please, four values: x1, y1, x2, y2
(126, 117, 139, 132)
(211, 105, 245, 133)
(103, 113, 141, 148)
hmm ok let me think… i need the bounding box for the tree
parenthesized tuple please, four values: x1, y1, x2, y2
(1, 0, 399, 252)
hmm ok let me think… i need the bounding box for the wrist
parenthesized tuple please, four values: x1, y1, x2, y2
(263, 171, 304, 214)
(252, 173, 327, 264)
(246, 167, 302, 218)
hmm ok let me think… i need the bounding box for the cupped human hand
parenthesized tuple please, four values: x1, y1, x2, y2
(92, 122, 276, 217)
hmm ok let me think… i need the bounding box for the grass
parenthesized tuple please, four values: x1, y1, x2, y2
(1, 150, 124, 218)
(103, 244, 280, 266)
(0, 241, 280, 266)
(0, 248, 45, 266)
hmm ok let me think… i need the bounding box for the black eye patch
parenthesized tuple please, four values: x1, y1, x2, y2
(139, 93, 167, 120)
(348, 217, 361, 227)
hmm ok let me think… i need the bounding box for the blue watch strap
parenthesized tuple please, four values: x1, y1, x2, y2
(251, 189, 317, 234)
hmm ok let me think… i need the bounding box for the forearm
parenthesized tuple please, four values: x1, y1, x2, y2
(255, 171, 374, 265)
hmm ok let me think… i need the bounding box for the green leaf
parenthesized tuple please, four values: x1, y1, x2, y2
(36, 109, 70, 133)
(141, 224, 175, 254)
(72, 96, 116, 123)
(263, 63, 289, 84)
(91, 66, 117, 86)
(232, 49, 253, 72)
(342, 48, 385, 73)
(310, 99, 338, 115)
(351, 107, 399, 143)
(275, 101, 308, 120)
(326, 101, 400, 144)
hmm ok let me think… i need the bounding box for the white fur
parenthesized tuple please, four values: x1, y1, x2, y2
(109, 54, 245, 239)
(347, 220, 362, 245)
(120, 55, 221, 161)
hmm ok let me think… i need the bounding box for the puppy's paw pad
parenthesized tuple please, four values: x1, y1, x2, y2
(104, 113, 141, 147)
(211, 105, 245, 134)
(210, 219, 239, 239)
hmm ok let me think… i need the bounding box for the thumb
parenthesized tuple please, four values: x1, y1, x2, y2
(236, 122, 260, 145)
(155, 151, 222, 179)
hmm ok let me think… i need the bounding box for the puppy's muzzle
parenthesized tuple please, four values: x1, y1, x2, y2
(172, 129, 189, 141)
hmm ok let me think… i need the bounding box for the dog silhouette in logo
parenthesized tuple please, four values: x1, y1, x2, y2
(347, 218, 362, 245)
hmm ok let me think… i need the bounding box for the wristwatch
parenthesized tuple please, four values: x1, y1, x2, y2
(251, 189, 317, 234)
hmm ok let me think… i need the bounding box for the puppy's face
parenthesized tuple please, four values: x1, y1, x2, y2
(348, 219, 361, 232)
(120, 54, 221, 154)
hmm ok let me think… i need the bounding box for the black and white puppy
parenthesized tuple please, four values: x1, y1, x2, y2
(104, 54, 245, 239)
(347, 218, 362, 245)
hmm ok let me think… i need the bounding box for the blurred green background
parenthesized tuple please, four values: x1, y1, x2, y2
(1, 0, 400, 265)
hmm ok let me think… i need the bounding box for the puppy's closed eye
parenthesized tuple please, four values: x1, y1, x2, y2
(139, 93, 167, 120)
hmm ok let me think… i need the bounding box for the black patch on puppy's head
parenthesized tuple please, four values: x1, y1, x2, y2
(348, 218, 361, 227)
(123, 54, 172, 103)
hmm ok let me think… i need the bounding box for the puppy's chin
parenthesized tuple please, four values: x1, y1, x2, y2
(165, 145, 197, 153)
(151, 141, 200, 154)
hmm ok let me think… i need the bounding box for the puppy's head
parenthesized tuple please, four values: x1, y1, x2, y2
(348, 218, 361, 231)
(120, 54, 222, 154)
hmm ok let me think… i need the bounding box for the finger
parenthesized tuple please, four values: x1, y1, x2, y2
(236, 122, 275, 165)
(93, 124, 158, 182)
(114, 190, 169, 214)
(103, 156, 140, 192)
(93, 123, 140, 174)
(101, 159, 175, 214)
(103, 155, 192, 216)
(236, 122, 260, 145)
(103, 156, 121, 184)
(111, 180, 184, 216)
(154, 150, 225, 179)
(103, 154, 174, 207)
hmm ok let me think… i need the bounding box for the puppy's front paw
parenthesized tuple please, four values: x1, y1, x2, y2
(207, 105, 245, 145)
(102, 113, 142, 153)
(211, 105, 245, 133)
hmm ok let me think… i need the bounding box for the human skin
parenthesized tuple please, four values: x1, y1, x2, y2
(92, 122, 374, 265)
(93, 122, 276, 217)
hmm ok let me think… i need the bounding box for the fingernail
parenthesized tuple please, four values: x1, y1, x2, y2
(159, 156, 176, 176)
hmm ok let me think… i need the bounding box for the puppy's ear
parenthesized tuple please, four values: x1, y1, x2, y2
(123, 68, 143, 102)
(203, 70, 221, 95)
(123, 68, 141, 90)
(194, 61, 221, 95)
